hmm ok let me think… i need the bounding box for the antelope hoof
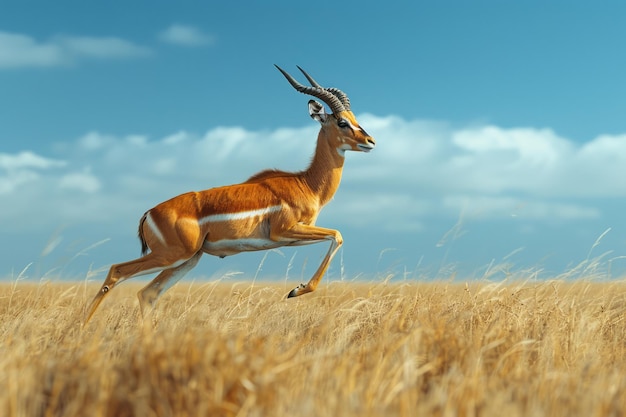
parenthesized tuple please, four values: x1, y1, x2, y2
(287, 283, 306, 298)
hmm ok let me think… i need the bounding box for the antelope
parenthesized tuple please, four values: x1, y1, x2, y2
(83, 65, 376, 325)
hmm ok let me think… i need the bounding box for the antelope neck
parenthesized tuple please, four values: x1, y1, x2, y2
(303, 129, 345, 207)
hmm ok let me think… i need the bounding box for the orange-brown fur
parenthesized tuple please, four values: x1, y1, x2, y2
(84, 72, 375, 325)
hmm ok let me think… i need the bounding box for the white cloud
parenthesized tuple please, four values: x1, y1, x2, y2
(452, 126, 569, 166)
(355, 117, 626, 200)
(54, 35, 151, 59)
(441, 195, 600, 221)
(325, 191, 430, 232)
(158, 24, 214, 47)
(0, 31, 151, 68)
(2, 116, 625, 236)
(0, 151, 66, 171)
(162, 131, 189, 145)
(0, 32, 63, 68)
(152, 158, 177, 175)
(78, 131, 115, 150)
(0, 151, 66, 194)
(59, 168, 101, 193)
(0, 169, 40, 195)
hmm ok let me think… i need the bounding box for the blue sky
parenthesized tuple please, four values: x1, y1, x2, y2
(2, 2, 626, 284)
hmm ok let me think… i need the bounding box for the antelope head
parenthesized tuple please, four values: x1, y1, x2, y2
(275, 65, 376, 156)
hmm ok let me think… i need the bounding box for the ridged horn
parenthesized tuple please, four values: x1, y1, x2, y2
(275, 65, 347, 114)
(294, 65, 351, 111)
(327, 87, 351, 111)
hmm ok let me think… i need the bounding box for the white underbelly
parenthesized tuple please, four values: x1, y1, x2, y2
(202, 238, 283, 257)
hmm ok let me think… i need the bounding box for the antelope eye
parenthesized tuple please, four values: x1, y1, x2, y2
(337, 119, 349, 128)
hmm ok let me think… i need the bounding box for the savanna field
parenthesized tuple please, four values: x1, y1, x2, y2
(1, 278, 626, 416)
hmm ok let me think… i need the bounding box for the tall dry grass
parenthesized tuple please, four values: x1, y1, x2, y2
(1, 278, 626, 416)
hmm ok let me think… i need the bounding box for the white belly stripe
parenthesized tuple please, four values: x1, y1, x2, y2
(205, 238, 279, 251)
(199, 205, 282, 225)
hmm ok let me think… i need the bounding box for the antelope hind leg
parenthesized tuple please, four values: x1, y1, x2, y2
(137, 251, 202, 320)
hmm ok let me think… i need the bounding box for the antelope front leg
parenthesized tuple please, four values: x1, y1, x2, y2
(273, 224, 343, 298)
(288, 236, 342, 297)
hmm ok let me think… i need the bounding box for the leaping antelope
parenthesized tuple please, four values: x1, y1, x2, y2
(83, 65, 376, 325)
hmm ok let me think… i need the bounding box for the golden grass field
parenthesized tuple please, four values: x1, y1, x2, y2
(1, 278, 626, 416)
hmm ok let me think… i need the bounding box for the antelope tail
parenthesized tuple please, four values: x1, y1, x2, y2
(138, 212, 149, 256)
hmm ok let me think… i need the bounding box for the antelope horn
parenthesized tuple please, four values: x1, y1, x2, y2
(275, 65, 346, 114)
(296, 65, 322, 89)
(296, 65, 351, 111)
(327, 87, 351, 111)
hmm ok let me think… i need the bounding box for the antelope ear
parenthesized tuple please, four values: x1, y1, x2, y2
(308, 100, 327, 123)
